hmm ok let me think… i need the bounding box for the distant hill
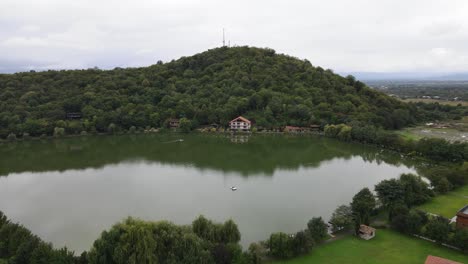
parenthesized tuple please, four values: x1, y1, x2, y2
(0, 46, 450, 138)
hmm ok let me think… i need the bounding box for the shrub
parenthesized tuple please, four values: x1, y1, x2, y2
(7, 133, 16, 141)
(53, 127, 65, 137)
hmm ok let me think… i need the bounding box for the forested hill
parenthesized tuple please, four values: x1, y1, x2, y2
(0, 46, 461, 138)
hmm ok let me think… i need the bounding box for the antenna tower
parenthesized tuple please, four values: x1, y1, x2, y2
(223, 28, 225, 46)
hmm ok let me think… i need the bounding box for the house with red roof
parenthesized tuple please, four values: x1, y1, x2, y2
(424, 255, 462, 264)
(229, 116, 251, 131)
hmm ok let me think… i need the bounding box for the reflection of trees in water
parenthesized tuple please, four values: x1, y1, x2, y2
(0, 134, 422, 177)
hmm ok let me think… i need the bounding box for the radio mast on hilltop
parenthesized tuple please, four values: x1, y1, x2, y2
(223, 28, 226, 47)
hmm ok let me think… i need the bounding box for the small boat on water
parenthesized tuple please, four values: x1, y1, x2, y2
(230, 186, 237, 191)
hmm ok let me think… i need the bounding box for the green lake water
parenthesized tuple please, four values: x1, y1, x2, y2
(0, 134, 418, 253)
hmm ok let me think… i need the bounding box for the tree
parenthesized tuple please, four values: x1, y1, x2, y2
(330, 205, 353, 231)
(399, 174, 432, 207)
(389, 203, 409, 233)
(307, 217, 328, 243)
(221, 219, 241, 243)
(267, 232, 293, 259)
(179, 118, 192, 133)
(53, 127, 65, 137)
(405, 210, 426, 235)
(247, 242, 267, 264)
(107, 123, 117, 134)
(425, 216, 451, 244)
(291, 230, 314, 255)
(7, 133, 16, 141)
(452, 228, 468, 252)
(351, 188, 376, 230)
(192, 215, 214, 242)
(374, 179, 404, 220)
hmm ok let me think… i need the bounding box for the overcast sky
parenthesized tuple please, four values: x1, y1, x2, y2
(1, 0, 468, 74)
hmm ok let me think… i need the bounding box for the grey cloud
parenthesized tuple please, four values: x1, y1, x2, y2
(1, 0, 468, 73)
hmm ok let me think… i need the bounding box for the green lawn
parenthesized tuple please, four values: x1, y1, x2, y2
(274, 229, 468, 264)
(395, 129, 423, 141)
(417, 185, 468, 219)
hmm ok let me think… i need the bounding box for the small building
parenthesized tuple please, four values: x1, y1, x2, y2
(229, 116, 251, 131)
(66, 112, 82, 119)
(456, 205, 468, 228)
(284, 126, 307, 133)
(358, 225, 376, 240)
(309, 124, 321, 131)
(169, 119, 180, 128)
(424, 255, 462, 264)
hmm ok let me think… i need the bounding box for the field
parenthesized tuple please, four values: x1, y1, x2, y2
(396, 116, 468, 142)
(417, 185, 468, 219)
(274, 229, 468, 264)
(400, 98, 468, 106)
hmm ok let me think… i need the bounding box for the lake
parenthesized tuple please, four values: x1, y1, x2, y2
(0, 133, 417, 253)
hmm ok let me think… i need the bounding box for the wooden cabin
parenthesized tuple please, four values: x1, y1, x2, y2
(229, 116, 251, 131)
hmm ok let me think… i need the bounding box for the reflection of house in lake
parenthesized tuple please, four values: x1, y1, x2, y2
(230, 135, 250, 144)
(456, 205, 468, 228)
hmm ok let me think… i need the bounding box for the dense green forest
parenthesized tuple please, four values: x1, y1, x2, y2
(0, 46, 465, 139)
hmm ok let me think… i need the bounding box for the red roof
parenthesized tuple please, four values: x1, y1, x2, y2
(425, 255, 462, 264)
(229, 116, 251, 124)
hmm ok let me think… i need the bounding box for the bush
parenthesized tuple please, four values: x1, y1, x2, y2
(179, 118, 192, 133)
(424, 216, 451, 244)
(307, 217, 328, 243)
(7, 133, 16, 141)
(268, 232, 293, 259)
(452, 228, 468, 252)
(107, 123, 117, 134)
(53, 127, 65, 137)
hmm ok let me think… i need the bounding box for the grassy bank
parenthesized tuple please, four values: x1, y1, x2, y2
(274, 229, 468, 264)
(417, 185, 468, 219)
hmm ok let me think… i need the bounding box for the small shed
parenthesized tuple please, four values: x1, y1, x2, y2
(455, 205, 468, 228)
(358, 225, 376, 240)
(309, 124, 321, 131)
(424, 255, 462, 264)
(169, 119, 180, 128)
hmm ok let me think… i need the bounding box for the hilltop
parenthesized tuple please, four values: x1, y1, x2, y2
(0, 46, 460, 138)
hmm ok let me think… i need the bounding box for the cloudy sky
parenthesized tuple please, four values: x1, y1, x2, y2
(1, 0, 468, 74)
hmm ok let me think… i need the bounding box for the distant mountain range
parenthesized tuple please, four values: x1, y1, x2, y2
(341, 72, 468, 81)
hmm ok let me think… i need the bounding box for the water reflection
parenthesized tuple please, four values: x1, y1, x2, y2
(0, 134, 421, 254)
(0, 134, 420, 177)
(229, 134, 251, 144)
